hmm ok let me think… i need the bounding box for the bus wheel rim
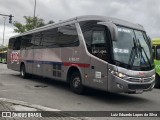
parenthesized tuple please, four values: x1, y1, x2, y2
(21, 68, 24, 76)
(73, 77, 80, 88)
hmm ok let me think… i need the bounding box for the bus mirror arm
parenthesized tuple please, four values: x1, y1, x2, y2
(97, 22, 118, 41)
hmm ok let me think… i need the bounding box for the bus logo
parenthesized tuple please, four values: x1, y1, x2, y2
(11, 51, 20, 63)
(138, 72, 145, 76)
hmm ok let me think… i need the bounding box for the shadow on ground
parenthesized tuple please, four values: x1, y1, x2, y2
(10, 73, 151, 105)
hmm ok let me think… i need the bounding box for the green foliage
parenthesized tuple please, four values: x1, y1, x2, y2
(13, 16, 54, 33)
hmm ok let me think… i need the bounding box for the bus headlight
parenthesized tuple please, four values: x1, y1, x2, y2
(118, 73, 126, 78)
(152, 74, 155, 78)
(152, 74, 155, 79)
(110, 70, 127, 79)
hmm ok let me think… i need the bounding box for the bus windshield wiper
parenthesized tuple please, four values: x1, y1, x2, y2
(128, 37, 151, 69)
(136, 38, 152, 68)
(128, 37, 138, 68)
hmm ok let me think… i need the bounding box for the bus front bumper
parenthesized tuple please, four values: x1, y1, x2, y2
(108, 73, 155, 94)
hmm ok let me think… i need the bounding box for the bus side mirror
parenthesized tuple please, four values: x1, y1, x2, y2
(97, 22, 118, 41)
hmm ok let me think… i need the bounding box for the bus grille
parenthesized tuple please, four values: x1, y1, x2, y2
(128, 84, 151, 90)
(125, 77, 152, 83)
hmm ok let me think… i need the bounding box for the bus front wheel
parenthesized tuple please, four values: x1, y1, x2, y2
(70, 72, 84, 94)
(155, 74, 160, 88)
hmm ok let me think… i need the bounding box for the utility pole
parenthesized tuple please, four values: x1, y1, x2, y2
(33, 0, 37, 18)
(0, 13, 13, 46)
(2, 17, 6, 46)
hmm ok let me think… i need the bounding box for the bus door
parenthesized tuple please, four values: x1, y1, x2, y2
(89, 27, 108, 90)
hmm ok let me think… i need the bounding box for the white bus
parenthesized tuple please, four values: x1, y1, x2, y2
(7, 15, 155, 94)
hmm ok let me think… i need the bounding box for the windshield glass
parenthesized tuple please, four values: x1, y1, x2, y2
(112, 26, 154, 71)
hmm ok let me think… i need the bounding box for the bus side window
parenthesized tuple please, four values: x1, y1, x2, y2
(33, 32, 42, 48)
(13, 37, 21, 50)
(58, 24, 79, 47)
(8, 38, 15, 49)
(82, 30, 92, 52)
(91, 30, 107, 61)
(25, 34, 33, 49)
(156, 46, 160, 60)
(80, 21, 98, 53)
(21, 36, 27, 50)
(41, 28, 59, 48)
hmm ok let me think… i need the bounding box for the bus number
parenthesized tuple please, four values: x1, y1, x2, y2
(69, 57, 80, 62)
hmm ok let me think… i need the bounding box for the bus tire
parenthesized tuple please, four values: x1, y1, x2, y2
(20, 64, 28, 79)
(70, 71, 84, 94)
(155, 74, 160, 88)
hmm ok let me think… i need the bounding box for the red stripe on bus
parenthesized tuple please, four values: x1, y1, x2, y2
(63, 62, 90, 68)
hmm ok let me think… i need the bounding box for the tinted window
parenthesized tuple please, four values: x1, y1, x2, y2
(13, 37, 21, 50)
(91, 30, 107, 61)
(33, 32, 42, 48)
(8, 38, 15, 49)
(80, 21, 108, 61)
(25, 34, 33, 49)
(57, 24, 79, 47)
(21, 36, 27, 49)
(41, 28, 59, 47)
(83, 30, 92, 49)
(80, 21, 98, 53)
(92, 31, 105, 44)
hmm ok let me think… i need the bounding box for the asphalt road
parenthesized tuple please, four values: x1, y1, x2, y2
(0, 63, 160, 120)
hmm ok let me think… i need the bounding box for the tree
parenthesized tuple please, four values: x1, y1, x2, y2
(13, 16, 54, 33)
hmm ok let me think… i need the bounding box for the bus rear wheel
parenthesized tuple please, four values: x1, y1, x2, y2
(20, 64, 28, 79)
(155, 74, 160, 88)
(70, 72, 84, 94)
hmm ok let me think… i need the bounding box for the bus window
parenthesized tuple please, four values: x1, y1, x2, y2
(25, 34, 33, 49)
(41, 28, 59, 48)
(58, 24, 79, 47)
(80, 21, 109, 61)
(8, 38, 15, 49)
(156, 46, 160, 60)
(13, 37, 21, 50)
(91, 30, 107, 61)
(21, 36, 28, 49)
(80, 20, 97, 50)
(33, 32, 42, 48)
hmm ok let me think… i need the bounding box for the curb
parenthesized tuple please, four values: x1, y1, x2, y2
(0, 98, 60, 111)
(0, 98, 92, 120)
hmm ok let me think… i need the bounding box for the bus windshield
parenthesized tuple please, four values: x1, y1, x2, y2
(112, 26, 154, 71)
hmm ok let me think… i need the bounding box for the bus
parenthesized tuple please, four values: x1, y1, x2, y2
(7, 15, 155, 94)
(0, 47, 7, 64)
(152, 38, 160, 88)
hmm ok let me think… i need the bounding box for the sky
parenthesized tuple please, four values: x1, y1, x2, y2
(0, 0, 160, 45)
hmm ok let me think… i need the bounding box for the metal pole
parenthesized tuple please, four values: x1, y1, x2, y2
(2, 17, 6, 46)
(33, 0, 36, 18)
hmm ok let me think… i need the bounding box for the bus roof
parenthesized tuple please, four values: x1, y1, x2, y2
(152, 38, 160, 45)
(10, 15, 145, 39)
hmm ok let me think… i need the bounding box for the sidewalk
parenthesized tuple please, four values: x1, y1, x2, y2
(0, 98, 86, 120)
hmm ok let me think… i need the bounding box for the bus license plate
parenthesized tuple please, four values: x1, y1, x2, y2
(136, 89, 143, 94)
